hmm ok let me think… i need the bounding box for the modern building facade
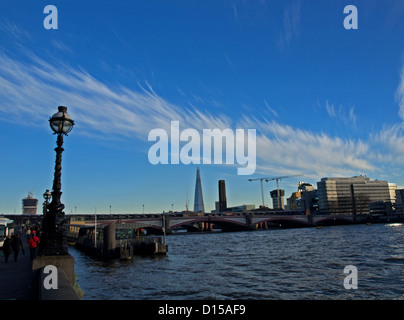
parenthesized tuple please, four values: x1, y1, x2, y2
(389, 183, 397, 204)
(300, 189, 319, 214)
(270, 189, 285, 210)
(287, 192, 301, 211)
(285, 182, 318, 214)
(395, 189, 404, 214)
(194, 168, 205, 213)
(317, 176, 390, 215)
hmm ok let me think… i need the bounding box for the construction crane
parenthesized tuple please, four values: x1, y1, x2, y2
(265, 175, 303, 209)
(248, 174, 303, 208)
(248, 178, 269, 208)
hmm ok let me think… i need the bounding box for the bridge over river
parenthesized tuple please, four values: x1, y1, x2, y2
(67, 212, 404, 234)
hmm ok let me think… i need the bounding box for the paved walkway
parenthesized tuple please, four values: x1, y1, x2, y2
(0, 240, 33, 300)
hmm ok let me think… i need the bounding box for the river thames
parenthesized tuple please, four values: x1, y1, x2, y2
(70, 223, 404, 300)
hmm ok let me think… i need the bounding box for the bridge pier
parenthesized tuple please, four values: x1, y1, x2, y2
(246, 213, 255, 230)
(255, 221, 268, 230)
(103, 223, 117, 259)
(308, 214, 314, 227)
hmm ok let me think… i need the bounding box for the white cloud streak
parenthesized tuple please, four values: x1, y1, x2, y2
(325, 100, 357, 126)
(396, 65, 404, 121)
(0, 20, 31, 41)
(369, 66, 404, 167)
(0, 52, 231, 140)
(239, 116, 373, 178)
(0, 51, 396, 180)
(264, 100, 278, 118)
(278, 0, 301, 51)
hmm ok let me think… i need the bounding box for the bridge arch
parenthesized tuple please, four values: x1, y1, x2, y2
(252, 215, 310, 229)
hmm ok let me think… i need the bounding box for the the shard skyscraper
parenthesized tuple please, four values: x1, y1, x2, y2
(193, 167, 205, 213)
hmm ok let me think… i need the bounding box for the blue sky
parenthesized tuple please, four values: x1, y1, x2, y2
(1, 0, 404, 214)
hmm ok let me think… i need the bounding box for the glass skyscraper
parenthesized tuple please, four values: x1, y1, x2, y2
(194, 168, 205, 213)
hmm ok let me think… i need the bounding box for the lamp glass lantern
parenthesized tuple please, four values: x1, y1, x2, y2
(49, 106, 74, 135)
(43, 189, 51, 202)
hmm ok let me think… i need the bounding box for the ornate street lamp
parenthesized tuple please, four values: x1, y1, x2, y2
(40, 106, 75, 256)
(42, 189, 51, 215)
(43, 189, 52, 202)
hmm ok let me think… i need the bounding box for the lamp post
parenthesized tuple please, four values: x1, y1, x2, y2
(42, 189, 52, 235)
(40, 106, 74, 256)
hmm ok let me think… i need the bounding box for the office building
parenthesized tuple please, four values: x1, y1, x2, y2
(317, 176, 390, 215)
(300, 189, 319, 214)
(287, 192, 301, 211)
(270, 189, 285, 210)
(286, 182, 318, 214)
(369, 201, 393, 215)
(395, 189, 404, 215)
(389, 183, 397, 204)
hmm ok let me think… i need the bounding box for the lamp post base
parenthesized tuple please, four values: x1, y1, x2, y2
(32, 253, 76, 290)
(39, 230, 69, 256)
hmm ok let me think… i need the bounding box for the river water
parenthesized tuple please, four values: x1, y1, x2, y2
(70, 223, 404, 300)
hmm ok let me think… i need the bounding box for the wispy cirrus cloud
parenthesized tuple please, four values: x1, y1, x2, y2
(278, 0, 301, 51)
(396, 64, 404, 121)
(0, 49, 397, 180)
(371, 124, 404, 163)
(0, 51, 231, 140)
(370, 67, 404, 167)
(239, 116, 373, 179)
(264, 100, 278, 118)
(51, 40, 74, 54)
(0, 20, 31, 41)
(325, 100, 357, 127)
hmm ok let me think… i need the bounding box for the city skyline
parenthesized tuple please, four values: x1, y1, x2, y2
(1, 1, 404, 214)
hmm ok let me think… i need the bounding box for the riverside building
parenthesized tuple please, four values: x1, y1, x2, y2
(270, 189, 285, 210)
(22, 192, 38, 215)
(317, 176, 391, 215)
(395, 189, 404, 215)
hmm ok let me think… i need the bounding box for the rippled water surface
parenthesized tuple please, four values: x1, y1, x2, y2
(70, 223, 404, 300)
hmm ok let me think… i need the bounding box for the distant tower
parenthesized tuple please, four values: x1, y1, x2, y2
(22, 192, 38, 215)
(270, 189, 285, 210)
(194, 168, 205, 213)
(218, 180, 227, 212)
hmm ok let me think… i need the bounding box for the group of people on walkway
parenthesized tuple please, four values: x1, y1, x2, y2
(2, 233, 25, 263)
(2, 226, 41, 263)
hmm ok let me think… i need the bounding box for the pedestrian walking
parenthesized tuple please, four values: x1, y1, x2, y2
(3, 235, 13, 263)
(28, 230, 40, 260)
(26, 227, 31, 239)
(11, 233, 25, 262)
